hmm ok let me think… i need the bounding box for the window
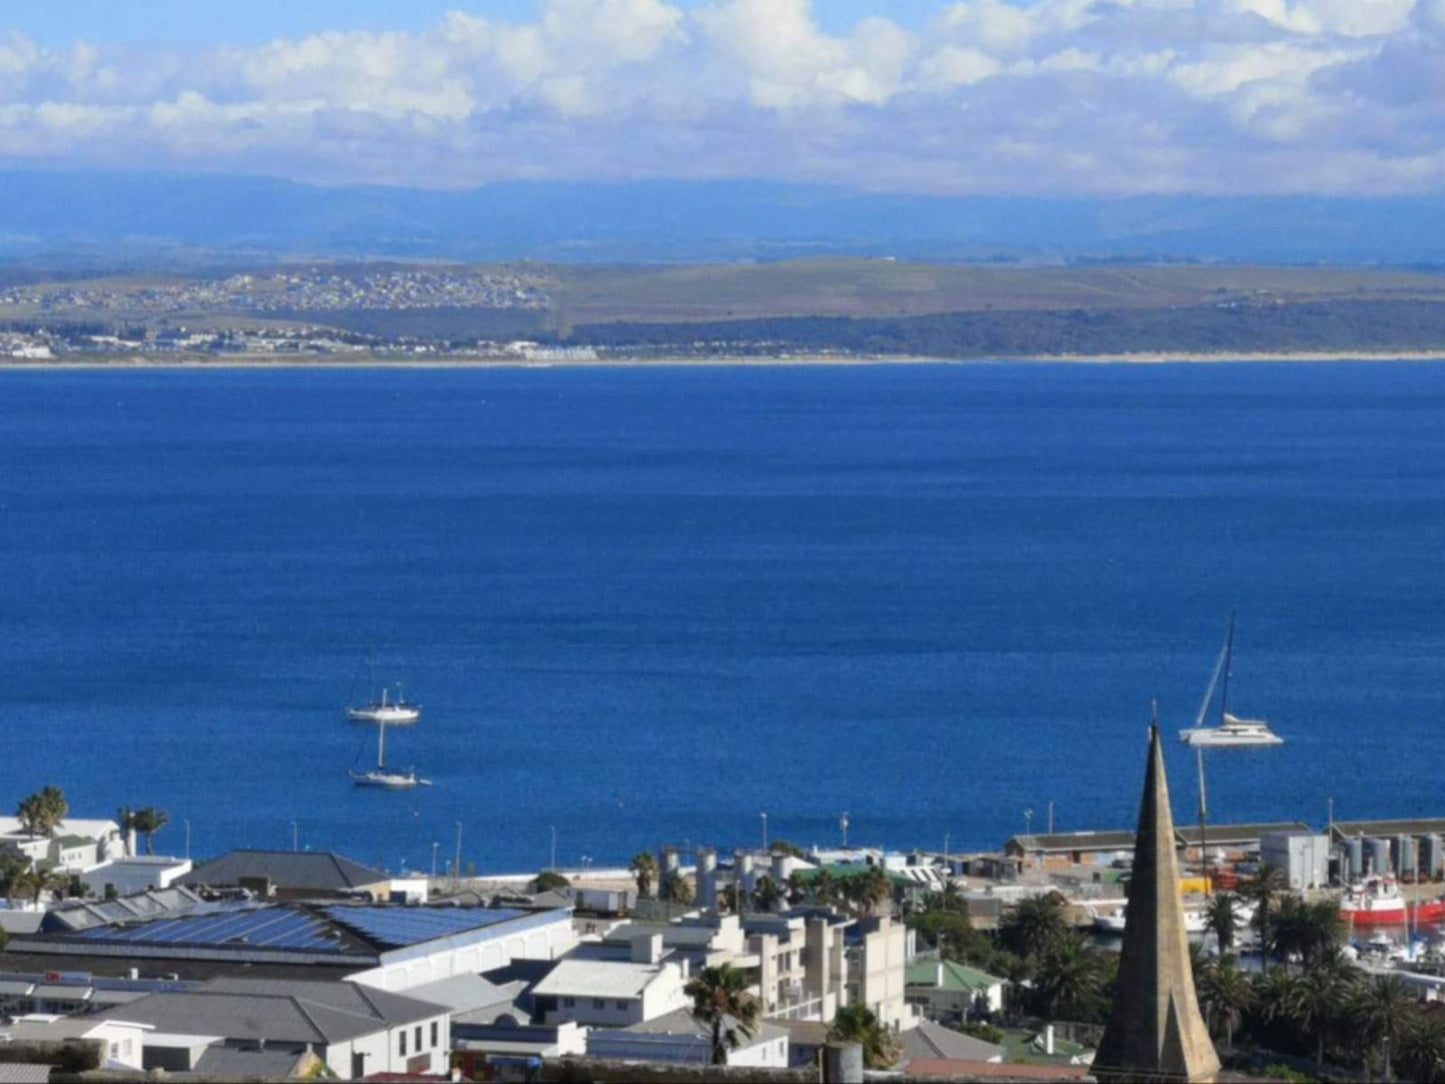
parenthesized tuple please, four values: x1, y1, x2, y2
(431, 1021, 438, 1048)
(563, 997, 576, 1008)
(593, 998, 606, 1010)
(616, 1000, 628, 1010)
(414, 1025, 422, 1051)
(399, 1030, 407, 1057)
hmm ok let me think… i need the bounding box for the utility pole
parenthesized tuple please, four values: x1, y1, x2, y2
(550, 826, 557, 872)
(454, 822, 463, 889)
(840, 813, 849, 849)
(183, 819, 191, 860)
(431, 841, 439, 880)
(761, 812, 768, 852)
(291, 820, 298, 852)
(1024, 809, 1034, 836)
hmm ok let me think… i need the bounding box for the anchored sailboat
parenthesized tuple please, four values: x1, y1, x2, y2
(350, 716, 431, 789)
(346, 647, 420, 726)
(1179, 617, 1283, 747)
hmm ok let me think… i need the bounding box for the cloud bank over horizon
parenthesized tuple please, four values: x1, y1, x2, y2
(2, 0, 1445, 197)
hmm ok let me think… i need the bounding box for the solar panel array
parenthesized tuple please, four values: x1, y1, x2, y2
(323, 906, 524, 948)
(73, 905, 344, 953)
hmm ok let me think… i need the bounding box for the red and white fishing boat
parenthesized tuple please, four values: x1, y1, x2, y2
(1340, 876, 1445, 926)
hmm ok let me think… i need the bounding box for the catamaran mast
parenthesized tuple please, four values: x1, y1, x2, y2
(1218, 614, 1235, 727)
(377, 717, 387, 770)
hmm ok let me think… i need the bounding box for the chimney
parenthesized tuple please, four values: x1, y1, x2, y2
(631, 933, 663, 965)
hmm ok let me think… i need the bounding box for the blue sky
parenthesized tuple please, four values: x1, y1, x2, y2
(6, 0, 953, 46)
(0, 0, 1441, 196)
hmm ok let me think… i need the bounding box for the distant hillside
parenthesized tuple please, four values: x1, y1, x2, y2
(3, 170, 1445, 267)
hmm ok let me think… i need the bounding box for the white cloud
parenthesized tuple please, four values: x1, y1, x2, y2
(0, 0, 1440, 195)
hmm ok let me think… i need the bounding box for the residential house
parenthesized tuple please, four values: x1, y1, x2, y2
(905, 958, 1005, 1024)
(899, 1020, 1005, 1066)
(0, 817, 124, 873)
(86, 977, 451, 1077)
(179, 849, 427, 902)
(530, 941, 688, 1028)
(3, 1014, 149, 1071)
(79, 856, 193, 898)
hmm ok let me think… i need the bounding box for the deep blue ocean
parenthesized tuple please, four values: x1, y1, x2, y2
(2, 363, 1443, 877)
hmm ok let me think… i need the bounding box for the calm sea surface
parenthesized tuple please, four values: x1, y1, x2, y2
(2, 363, 1443, 875)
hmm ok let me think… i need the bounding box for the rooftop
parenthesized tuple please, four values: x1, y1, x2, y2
(180, 849, 389, 892)
(901, 1020, 1005, 1064)
(905, 958, 1005, 993)
(1332, 818, 1445, 840)
(90, 978, 446, 1045)
(532, 959, 670, 1000)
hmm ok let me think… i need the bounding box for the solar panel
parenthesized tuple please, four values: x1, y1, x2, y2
(73, 905, 343, 953)
(322, 906, 524, 948)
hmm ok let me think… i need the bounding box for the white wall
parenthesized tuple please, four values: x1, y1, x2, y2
(351, 913, 577, 993)
(324, 1013, 450, 1077)
(729, 1034, 790, 1067)
(80, 858, 192, 897)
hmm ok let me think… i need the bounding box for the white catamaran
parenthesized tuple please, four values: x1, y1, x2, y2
(350, 716, 431, 790)
(1179, 617, 1283, 747)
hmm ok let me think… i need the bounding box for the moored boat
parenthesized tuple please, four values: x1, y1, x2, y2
(1340, 876, 1445, 926)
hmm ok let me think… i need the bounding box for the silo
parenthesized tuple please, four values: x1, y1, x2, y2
(1421, 835, 1444, 880)
(696, 848, 719, 911)
(1369, 837, 1391, 876)
(1395, 835, 1417, 877)
(1346, 837, 1365, 880)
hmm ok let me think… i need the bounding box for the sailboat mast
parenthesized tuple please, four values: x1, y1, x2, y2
(1218, 614, 1235, 726)
(377, 718, 386, 770)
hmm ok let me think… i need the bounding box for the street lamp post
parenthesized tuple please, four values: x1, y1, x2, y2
(840, 813, 850, 849)
(431, 841, 439, 880)
(761, 812, 768, 852)
(1024, 809, 1034, 836)
(290, 821, 298, 852)
(184, 819, 191, 860)
(454, 822, 463, 888)
(550, 826, 557, 872)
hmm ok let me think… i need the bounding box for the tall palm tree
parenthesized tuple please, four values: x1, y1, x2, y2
(16, 786, 67, 839)
(14, 864, 69, 904)
(1238, 863, 1288, 965)
(811, 869, 836, 907)
(1287, 960, 1356, 1066)
(629, 852, 657, 898)
(850, 866, 893, 917)
(133, 807, 170, 855)
(1205, 892, 1241, 955)
(666, 871, 694, 906)
(1031, 931, 1109, 1022)
(685, 964, 760, 1065)
(1273, 895, 1345, 969)
(1195, 955, 1253, 1052)
(940, 879, 965, 914)
(999, 892, 1069, 961)
(828, 1004, 901, 1069)
(1354, 974, 1420, 1082)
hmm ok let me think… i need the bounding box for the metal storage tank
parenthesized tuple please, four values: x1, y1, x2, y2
(1421, 835, 1445, 880)
(1369, 837, 1391, 876)
(1347, 837, 1365, 880)
(1394, 835, 1417, 877)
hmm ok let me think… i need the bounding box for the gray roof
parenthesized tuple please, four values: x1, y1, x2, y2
(1332, 819, 1445, 840)
(0, 1066, 51, 1084)
(403, 973, 513, 1014)
(1009, 831, 1136, 853)
(181, 850, 388, 892)
(1177, 821, 1311, 846)
(0, 913, 44, 936)
(901, 1021, 1005, 1064)
(89, 978, 445, 1045)
(189, 1046, 311, 1078)
(626, 1007, 787, 1046)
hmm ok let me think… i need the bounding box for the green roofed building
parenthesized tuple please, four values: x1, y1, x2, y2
(905, 957, 1005, 1024)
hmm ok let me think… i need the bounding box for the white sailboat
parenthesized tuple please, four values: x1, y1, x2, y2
(1179, 618, 1283, 747)
(350, 716, 430, 789)
(346, 647, 420, 726)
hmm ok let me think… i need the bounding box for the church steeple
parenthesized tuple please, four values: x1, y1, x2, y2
(1094, 722, 1221, 1083)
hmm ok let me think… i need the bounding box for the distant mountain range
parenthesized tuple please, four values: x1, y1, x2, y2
(3, 170, 1445, 267)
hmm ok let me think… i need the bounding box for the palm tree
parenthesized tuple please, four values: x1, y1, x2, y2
(629, 852, 657, 898)
(1031, 931, 1109, 1022)
(828, 1004, 901, 1069)
(13, 864, 68, 904)
(1398, 1013, 1445, 1084)
(133, 807, 170, 855)
(1238, 863, 1288, 964)
(1289, 961, 1355, 1067)
(666, 871, 694, 906)
(811, 869, 836, 907)
(1354, 974, 1420, 1082)
(1195, 955, 1253, 1052)
(1273, 895, 1344, 968)
(753, 874, 783, 913)
(1205, 892, 1241, 955)
(785, 871, 809, 905)
(999, 892, 1069, 960)
(116, 807, 139, 857)
(849, 866, 893, 917)
(16, 786, 68, 839)
(685, 964, 760, 1065)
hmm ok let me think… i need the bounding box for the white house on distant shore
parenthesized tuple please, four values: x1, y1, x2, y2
(0, 816, 125, 874)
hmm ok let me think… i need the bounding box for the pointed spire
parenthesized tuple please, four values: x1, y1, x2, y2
(1094, 721, 1221, 1083)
